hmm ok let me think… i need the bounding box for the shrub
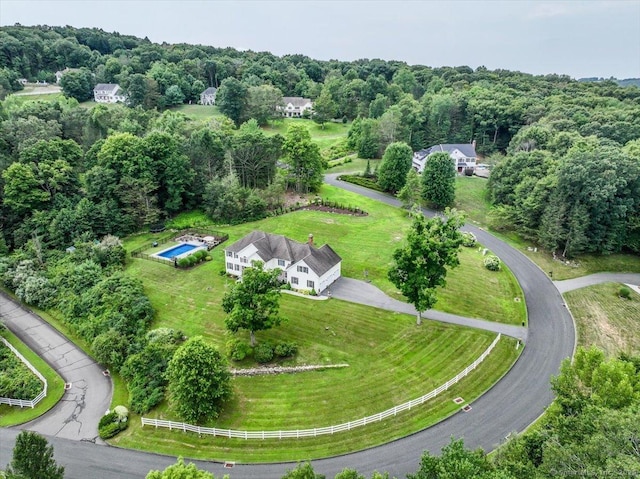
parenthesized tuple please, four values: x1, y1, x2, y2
(619, 286, 632, 299)
(226, 338, 252, 361)
(205, 255, 212, 261)
(254, 342, 274, 364)
(177, 258, 190, 268)
(484, 255, 501, 271)
(274, 341, 298, 358)
(461, 232, 477, 248)
(337, 175, 385, 192)
(98, 411, 128, 439)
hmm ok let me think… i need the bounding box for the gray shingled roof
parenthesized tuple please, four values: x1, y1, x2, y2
(415, 143, 477, 160)
(282, 96, 312, 107)
(93, 83, 120, 93)
(225, 231, 341, 276)
(201, 87, 217, 95)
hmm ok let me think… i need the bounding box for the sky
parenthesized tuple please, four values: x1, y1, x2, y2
(1, 0, 639, 79)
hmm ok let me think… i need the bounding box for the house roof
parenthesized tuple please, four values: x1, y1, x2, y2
(93, 83, 120, 93)
(201, 87, 217, 95)
(415, 143, 477, 160)
(282, 96, 312, 107)
(225, 231, 341, 277)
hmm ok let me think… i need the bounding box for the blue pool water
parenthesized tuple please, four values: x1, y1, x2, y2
(158, 243, 197, 259)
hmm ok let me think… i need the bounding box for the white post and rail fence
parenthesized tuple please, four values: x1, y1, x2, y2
(0, 337, 48, 408)
(142, 334, 502, 439)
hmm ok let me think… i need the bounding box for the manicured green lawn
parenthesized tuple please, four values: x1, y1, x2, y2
(454, 176, 493, 227)
(170, 104, 223, 120)
(564, 282, 640, 356)
(0, 328, 65, 426)
(112, 316, 519, 462)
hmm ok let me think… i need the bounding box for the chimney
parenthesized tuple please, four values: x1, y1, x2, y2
(472, 140, 477, 149)
(308, 234, 314, 246)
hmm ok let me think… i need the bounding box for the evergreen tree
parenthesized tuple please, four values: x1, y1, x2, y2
(421, 152, 456, 209)
(6, 431, 65, 479)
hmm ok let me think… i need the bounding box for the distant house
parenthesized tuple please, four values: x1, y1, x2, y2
(93, 83, 127, 104)
(278, 97, 313, 118)
(200, 87, 217, 105)
(16, 78, 28, 86)
(413, 142, 477, 173)
(224, 231, 342, 294)
(55, 67, 81, 84)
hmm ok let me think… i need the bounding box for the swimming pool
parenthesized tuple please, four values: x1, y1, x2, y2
(157, 243, 197, 259)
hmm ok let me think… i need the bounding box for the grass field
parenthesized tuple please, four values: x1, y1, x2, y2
(0, 328, 65, 426)
(170, 104, 223, 120)
(564, 282, 640, 356)
(112, 320, 519, 462)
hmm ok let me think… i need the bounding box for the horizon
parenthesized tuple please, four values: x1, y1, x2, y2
(1, 0, 639, 80)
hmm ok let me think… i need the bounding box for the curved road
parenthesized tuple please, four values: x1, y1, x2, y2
(5, 175, 632, 478)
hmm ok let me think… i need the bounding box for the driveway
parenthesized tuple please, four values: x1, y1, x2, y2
(554, 272, 640, 294)
(0, 293, 111, 442)
(325, 277, 527, 340)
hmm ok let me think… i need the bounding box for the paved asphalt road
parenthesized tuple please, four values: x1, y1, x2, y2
(1, 174, 604, 478)
(0, 292, 112, 442)
(554, 272, 640, 294)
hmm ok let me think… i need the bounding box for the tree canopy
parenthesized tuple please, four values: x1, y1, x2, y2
(166, 336, 231, 423)
(388, 209, 464, 324)
(222, 260, 284, 346)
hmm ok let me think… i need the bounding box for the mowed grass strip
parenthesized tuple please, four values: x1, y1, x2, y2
(564, 282, 640, 356)
(0, 328, 66, 426)
(112, 335, 519, 462)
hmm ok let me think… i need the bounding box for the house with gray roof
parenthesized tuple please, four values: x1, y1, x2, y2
(278, 96, 313, 118)
(224, 230, 341, 293)
(200, 87, 217, 105)
(93, 83, 127, 104)
(413, 142, 477, 173)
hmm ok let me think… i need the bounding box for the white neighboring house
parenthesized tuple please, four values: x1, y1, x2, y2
(93, 83, 127, 104)
(278, 97, 313, 118)
(200, 87, 217, 105)
(55, 67, 81, 84)
(413, 142, 477, 173)
(224, 231, 342, 294)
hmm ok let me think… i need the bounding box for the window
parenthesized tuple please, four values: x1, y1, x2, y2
(234, 264, 240, 271)
(234, 253, 238, 259)
(227, 251, 232, 257)
(227, 262, 233, 270)
(278, 259, 285, 267)
(297, 265, 309, 274)
(290, 277, 298, 285)
(241, 257, 247, 264)
(307, 280, 314, 288)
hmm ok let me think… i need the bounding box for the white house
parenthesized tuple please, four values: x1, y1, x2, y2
(55, 67, 81, 84)
(224, 231, 342, 294)
(93, 83, 127, 104)
(413, 142, 477, 173)
(200, 87, 217, 105)
(278, 97, 313, 118)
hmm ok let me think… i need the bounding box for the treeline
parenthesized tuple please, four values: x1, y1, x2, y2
(487, 123, 640, 257)
(3, 25, 640, 153)
(0, 94, 323, 252)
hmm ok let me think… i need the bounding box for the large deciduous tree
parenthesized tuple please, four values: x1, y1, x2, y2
(6, 431, 65, 479)
(377, 141, 413, 193)
(222, 261, 284, 346)
(166, 337, 231, 424)
(216, 77, 248, 126)
(421, 151, 456, 210)
(282, 124, 324, 193)
(388, 209, 464, 325)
